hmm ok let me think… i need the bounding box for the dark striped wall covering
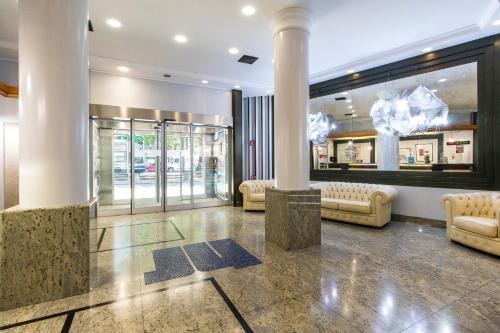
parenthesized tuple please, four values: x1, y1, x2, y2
(242, 96, 274, 181)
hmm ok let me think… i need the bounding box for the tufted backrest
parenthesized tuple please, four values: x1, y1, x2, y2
(241, 180, 275, 194)
(312, 182, 380, 202)
(452, 192, 500, 218)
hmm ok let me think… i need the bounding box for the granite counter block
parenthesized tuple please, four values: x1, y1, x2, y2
(0, 204, 90, 311)
(265, 188, 321, 251)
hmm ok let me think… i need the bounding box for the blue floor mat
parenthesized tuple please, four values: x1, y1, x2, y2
(209, 239, 262, 269)
(144, 246, 194, 285)
(184, 242, 232, 272)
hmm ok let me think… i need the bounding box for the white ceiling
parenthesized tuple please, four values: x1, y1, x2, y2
(0, 0, 499, 96)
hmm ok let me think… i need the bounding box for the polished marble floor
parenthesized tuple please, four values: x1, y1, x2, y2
(1, 206, 499, 332)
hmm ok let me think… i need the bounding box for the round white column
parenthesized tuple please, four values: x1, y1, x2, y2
(271, 7, 312, 190)
(18, 0, 89, 208)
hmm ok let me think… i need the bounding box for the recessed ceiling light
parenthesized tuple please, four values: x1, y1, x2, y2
(351, 110, 355, 113)
(422, 47, 433, 53)
(234, 85, 240, 89)
(117, 66, 130, 73)
(106, 18, 122, 28)
(347, 69, 355, 74)
(352, 114, 358, 117)
(228, 48, 240, 55)
(242, 5, 256, 16)
(271, 59, 275, 63)
(438, 78, 447, 83)
(431, 89, 438, 93)
(174, 35, 188, 43)
(345, 99, 352, 103)
(348, 105, 353, 109)
(493, 19, 500, 26)
(201, 80, 208, 84)
(341, 92, 349, 96)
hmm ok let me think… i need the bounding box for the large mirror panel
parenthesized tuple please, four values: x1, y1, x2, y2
(310, 62, 478, 173)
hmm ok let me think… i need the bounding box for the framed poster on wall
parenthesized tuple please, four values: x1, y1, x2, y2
(415, 143, 433, 162)
(399, 148, 412, 163)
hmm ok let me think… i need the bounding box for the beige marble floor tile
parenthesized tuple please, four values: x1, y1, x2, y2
(69, 298, 143, 333)
(1, 316, 65, 333)
(98, 221, 182, 251)
(95, 214, 133, 229)
(245, 292, 361, 333)
(0, 301, 52, 328)
(4, 207, 500, 333)
(316, 275, 432, 332)
(141, 280, 234, 332)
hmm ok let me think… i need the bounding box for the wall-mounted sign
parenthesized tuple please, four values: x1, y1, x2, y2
(446, 140, 470, 146)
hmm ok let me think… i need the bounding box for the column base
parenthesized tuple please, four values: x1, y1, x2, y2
(265, 188, 321, 251)
(0, 204, 90, 311)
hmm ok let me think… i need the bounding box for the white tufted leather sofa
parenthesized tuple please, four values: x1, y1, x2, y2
(239, 180, 275, 211)
(311, 182, 398, 227)
(441, 192, 500, 256)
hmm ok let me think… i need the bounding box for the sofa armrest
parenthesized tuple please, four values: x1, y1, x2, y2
(497, 208, 500, 232)
(371, 186, 398, 205)
(239, 182, 249, 195)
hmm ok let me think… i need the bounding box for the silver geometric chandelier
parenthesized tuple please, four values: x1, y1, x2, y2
(370, 85, 449, 137)
(309, 112, 336, 144)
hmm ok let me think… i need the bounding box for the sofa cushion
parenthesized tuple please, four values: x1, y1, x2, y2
(337, 199, 371, 214)
(249, 193, 265, 202)
(454, 216, 498, 238)
(321, 198, 339, 210)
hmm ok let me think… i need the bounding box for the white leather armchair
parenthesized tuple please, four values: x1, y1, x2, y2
(239, 180, 275, 211)
(441, 192, 500, 256)
(311, 182, 397, 227)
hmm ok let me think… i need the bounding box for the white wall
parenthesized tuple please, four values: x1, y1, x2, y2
(391, 185, 481, 220)
(90, 72, 232, 116)
(0, 97, 19, 210)
(0, 60, 18, 86)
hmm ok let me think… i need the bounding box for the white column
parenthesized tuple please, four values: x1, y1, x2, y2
(271, 7, 312, 190)
(378, 134, 400, 171)
(18, 0, 89, 208)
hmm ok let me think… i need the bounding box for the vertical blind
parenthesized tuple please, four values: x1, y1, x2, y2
(242, 96, 274, 180)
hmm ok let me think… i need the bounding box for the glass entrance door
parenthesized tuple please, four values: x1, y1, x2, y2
(94, 119, 132, 216)
(92, 119, 231, 216)
(192, 125, 230, 208)
(132, 121, 163, 213)
(165, 122, 193, 210)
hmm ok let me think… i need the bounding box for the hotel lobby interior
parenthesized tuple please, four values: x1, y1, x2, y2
(0, 0, 500, 332)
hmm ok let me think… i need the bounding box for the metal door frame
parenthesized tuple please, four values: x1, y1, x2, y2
(131, 119, 165, 214)
(93, 117, 233, 216)
(191, 124, 232, 209)
(93, 118, 134, 217)
(164, 121, 194, 211)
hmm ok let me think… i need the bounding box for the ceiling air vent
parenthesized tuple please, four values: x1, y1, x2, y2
(238, 55, 259, 64)
(335, 97, 346, 101)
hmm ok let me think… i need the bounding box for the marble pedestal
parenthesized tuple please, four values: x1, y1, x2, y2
(0, 204, 90, 311)
(265, 188, 321, 251)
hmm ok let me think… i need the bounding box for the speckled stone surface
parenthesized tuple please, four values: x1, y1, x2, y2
(265, 188, 321, 251)
(0, 204, 90, 311)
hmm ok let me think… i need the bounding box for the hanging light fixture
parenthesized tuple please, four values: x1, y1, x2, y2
(344, 114, 359, 161)
(370, 84, 449, 137)
(309, 97, 336, 144)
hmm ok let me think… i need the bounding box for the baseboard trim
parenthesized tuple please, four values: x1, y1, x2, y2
(392, 214, 446, 229)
